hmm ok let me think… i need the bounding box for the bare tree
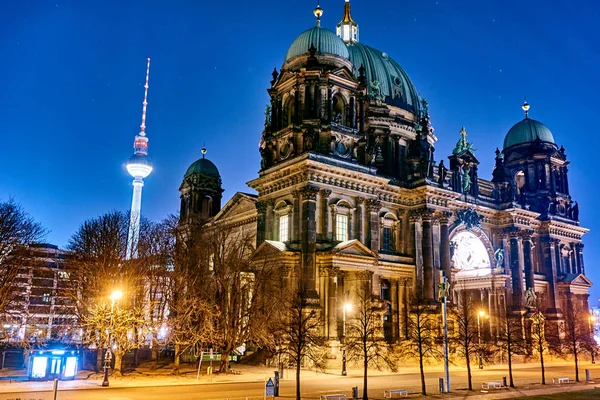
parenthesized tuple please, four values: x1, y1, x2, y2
(400, 294, 441, 395)
(345, 276, 397, 400)
(204, 224, 282, 372)
(0, 199, 46, 317)
(275, 283, 327, 400)
(530, 310, 548, 385)
(168, 217, 219, 374)
(66, 211, 149, 373)
(451, 290, 479, 391)
(561, 301, 595, 382)
(496, 308, 526, 388)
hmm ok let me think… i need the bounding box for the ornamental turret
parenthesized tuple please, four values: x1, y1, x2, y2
(336, 0, 358, 43)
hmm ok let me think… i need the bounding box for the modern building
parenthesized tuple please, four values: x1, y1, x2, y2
(0, 244, 78, 344)
(179, 1, 590, 346)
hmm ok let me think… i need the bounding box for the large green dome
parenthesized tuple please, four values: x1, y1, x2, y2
(347, 42, 420, 113)
(503, 118, 555, 150)
(184, 157, 220, 178)
(285, 27, 350, 61)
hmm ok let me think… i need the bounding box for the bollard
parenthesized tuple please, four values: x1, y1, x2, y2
(274, 370, 280, 397)
(352, 386, 359, 399)
(53, 378, 59, 400)
(439, 377, 444, 393)
(586, 369, 591, 382)
(503, 376, 507, 387)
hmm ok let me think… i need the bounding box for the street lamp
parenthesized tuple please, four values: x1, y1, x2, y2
(101, 290, 123, 387)
(342, 302, 352, 376)
(589, 315, 597, 364)
(477, 310, 486, 370)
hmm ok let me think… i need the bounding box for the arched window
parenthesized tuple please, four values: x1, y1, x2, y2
(331, 200, 353, 242)
(274, 201, 292, 242)
(332, 94, 346, 125)
(452, 231, 492, 277)
(283, 96, 295, 127)
(380, 213, 398, 252)
(201, 195, 213, 218)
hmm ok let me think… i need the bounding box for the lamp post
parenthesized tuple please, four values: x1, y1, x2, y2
(477, 310, 485, 370)
(589, 315, 597, 364)
(101, 290, 123, 387)
(342, 303, 351, 376)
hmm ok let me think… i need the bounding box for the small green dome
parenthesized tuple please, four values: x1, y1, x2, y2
(347, 43, 420, 113)
(184, 157, 220, 178)
(285, 27, 350, 61)
(503, 118, 555, 149)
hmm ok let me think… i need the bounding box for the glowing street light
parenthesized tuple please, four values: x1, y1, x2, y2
(342, 302, 352, 376)
(477, 310, 487, 370)
(102, 290, 123, 387)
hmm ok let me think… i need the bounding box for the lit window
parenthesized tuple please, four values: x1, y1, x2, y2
(335, 214, 348, 241)
(279, 214, 289, 242)
(42, 294, 51, 303)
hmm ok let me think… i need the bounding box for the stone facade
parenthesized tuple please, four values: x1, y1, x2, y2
(179, 2, 591, 346)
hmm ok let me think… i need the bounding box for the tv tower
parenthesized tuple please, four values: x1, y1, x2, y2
(126, 58, 153, 260)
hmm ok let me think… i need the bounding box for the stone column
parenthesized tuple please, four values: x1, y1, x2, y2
(422, 211, 434, 301)
(327, 268, 339, 339)
(439, 212, 452, 287)
(391, 280, 399, 341)
(301, 186, 319, 293)
(320, 189, 331, 241)
(291, 190, 301, 242)
(543, 237, 562, 317)
(255, 201, 267, 247)
(349, 96, 356, 129)
(327, 85, 333, 124)
(265, 199, 274, 241)
(366, 199, 381, 252)
(328, 204, 335, 241)
(357, 198, 366, 243)
(577, 243, 585, 275)
(522, 232, 535, 292)
(507, 230, 524, 310)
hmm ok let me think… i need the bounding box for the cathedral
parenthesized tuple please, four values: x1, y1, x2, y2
(178, 1, 591, 345)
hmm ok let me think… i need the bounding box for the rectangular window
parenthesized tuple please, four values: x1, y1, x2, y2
(335, 214, 348, 242)
(382, 227, 392, 251)
(279, 214, 289, 242)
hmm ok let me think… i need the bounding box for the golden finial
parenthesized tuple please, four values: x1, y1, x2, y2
(522, 99, 530, 119)
(201, 147, 207, 158)
(314, 1, 323, 26)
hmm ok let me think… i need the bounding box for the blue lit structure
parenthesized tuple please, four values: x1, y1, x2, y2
(27, 349, 78, 381)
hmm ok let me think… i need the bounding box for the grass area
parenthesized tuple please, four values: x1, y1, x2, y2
(514, 388, 600, 399)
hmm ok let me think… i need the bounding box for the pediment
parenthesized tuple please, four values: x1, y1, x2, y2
(252, 240, 297, 260)
(331, 240, 376, 258)
(330, 67, 357, 82)
(559, 273, 593, 286)
(213, 192, 257, 222)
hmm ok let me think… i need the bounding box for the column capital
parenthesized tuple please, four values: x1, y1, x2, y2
(519, 229, 534, 242)
(300, 185, 320, 201)
(266, 198, 275, 208)
(437, 211, 452, 225)
(255, 201, 267, 213)
(291, 189, 302, 199)
(365, 198, 381, 212)
(320, 188, 332, 197)
(503, 226, 521, 239)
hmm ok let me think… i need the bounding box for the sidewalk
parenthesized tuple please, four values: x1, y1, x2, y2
(0, 361, 598, 396)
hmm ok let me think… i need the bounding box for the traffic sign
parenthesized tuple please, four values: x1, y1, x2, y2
(265, 378, 275, 396)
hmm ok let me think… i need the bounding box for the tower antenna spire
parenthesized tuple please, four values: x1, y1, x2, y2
(140, 58, 151, 136)
(126, 58, 154, 260)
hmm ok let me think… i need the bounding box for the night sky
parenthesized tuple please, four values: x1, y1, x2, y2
(1, 1, 599, 301)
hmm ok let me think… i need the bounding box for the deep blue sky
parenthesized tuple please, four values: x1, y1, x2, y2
(1, 1, 599, 300)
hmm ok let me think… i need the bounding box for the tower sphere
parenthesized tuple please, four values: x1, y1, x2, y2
(127, 153, 153, 178)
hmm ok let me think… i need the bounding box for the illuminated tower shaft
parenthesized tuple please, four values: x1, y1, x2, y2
(126, 58, 153, 260)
